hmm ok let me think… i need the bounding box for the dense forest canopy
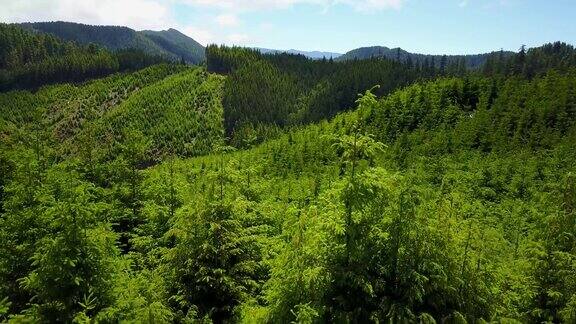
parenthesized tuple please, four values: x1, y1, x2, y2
(336, 45, 514, 69)
(19, 21, 206, 64)
(206, 44, 441, 146)
(0, 24, 167, 91)
(205, 42, 576, 147)
(1, 20, 576, 323)
(482, 42, 576, 78)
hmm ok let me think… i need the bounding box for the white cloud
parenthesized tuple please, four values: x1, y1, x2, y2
(215, 13, 240, 27)
(0, 0, 171, 30)
(181, 0, 405, 12)
(180, 25, 215, 45)
(0, 0, 406, 47)
(181, 0, 318, 11)
(0, 0, 406, 28)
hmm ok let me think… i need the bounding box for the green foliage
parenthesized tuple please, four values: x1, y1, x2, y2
(0, 64, 223, 168)
(97, 267, 174, 323)
(21, 21, 205, 64)
(0, 297, 10, 321)
(337, 45, 507, 71)
(0, 157, 119, 321)
(365, 71, 576, 152)
(482, 42, 576, 78)
(167, 200, 264, 322)
(0, 23, 166, 91)
(2, 39, 576, 323)
(206, 45, 431, 145)
(92, 68, 225, 160)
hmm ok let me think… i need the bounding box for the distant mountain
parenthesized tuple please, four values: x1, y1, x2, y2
(255, 48, 341, 60)
(337, 46, 514, 69)
(0, 23, 165, 91)
(19, 21, 205, 64)
(139, 29, 205, 64)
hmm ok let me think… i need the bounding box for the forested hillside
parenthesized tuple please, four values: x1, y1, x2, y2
(1, 14, 576, 323)
(2, 62, 575, 322)
(0, 24, 166, 91)
(337, 42, 576, 78)
(0, 64, 224, 160)
(148, 69, 576, 323)
(481, 42, 576, 78)
(206, 45, 445, 146)
(337, 45, 513, 69)
(20, 21, 206, 64)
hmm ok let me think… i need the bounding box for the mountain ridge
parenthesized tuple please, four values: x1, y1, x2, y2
(18, 21, 206, 64)
(337, 45, 515, 69)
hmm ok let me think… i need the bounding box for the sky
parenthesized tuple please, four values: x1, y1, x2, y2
(1, 0, 575, 55)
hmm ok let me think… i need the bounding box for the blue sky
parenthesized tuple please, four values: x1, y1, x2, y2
(2, 0, 575, 54)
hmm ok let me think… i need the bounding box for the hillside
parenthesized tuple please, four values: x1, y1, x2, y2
(19, 21, 206, 64)
(143, 69, 576, 323)
(2, 62, 575, 322)
(337, 45, 514, 69)
(206, 45, 441, 147)
(140, 29, 205, 64)
(206, 42, 576, 148)
(0, 23, 166, 91)
(0, 64, 224, 163)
